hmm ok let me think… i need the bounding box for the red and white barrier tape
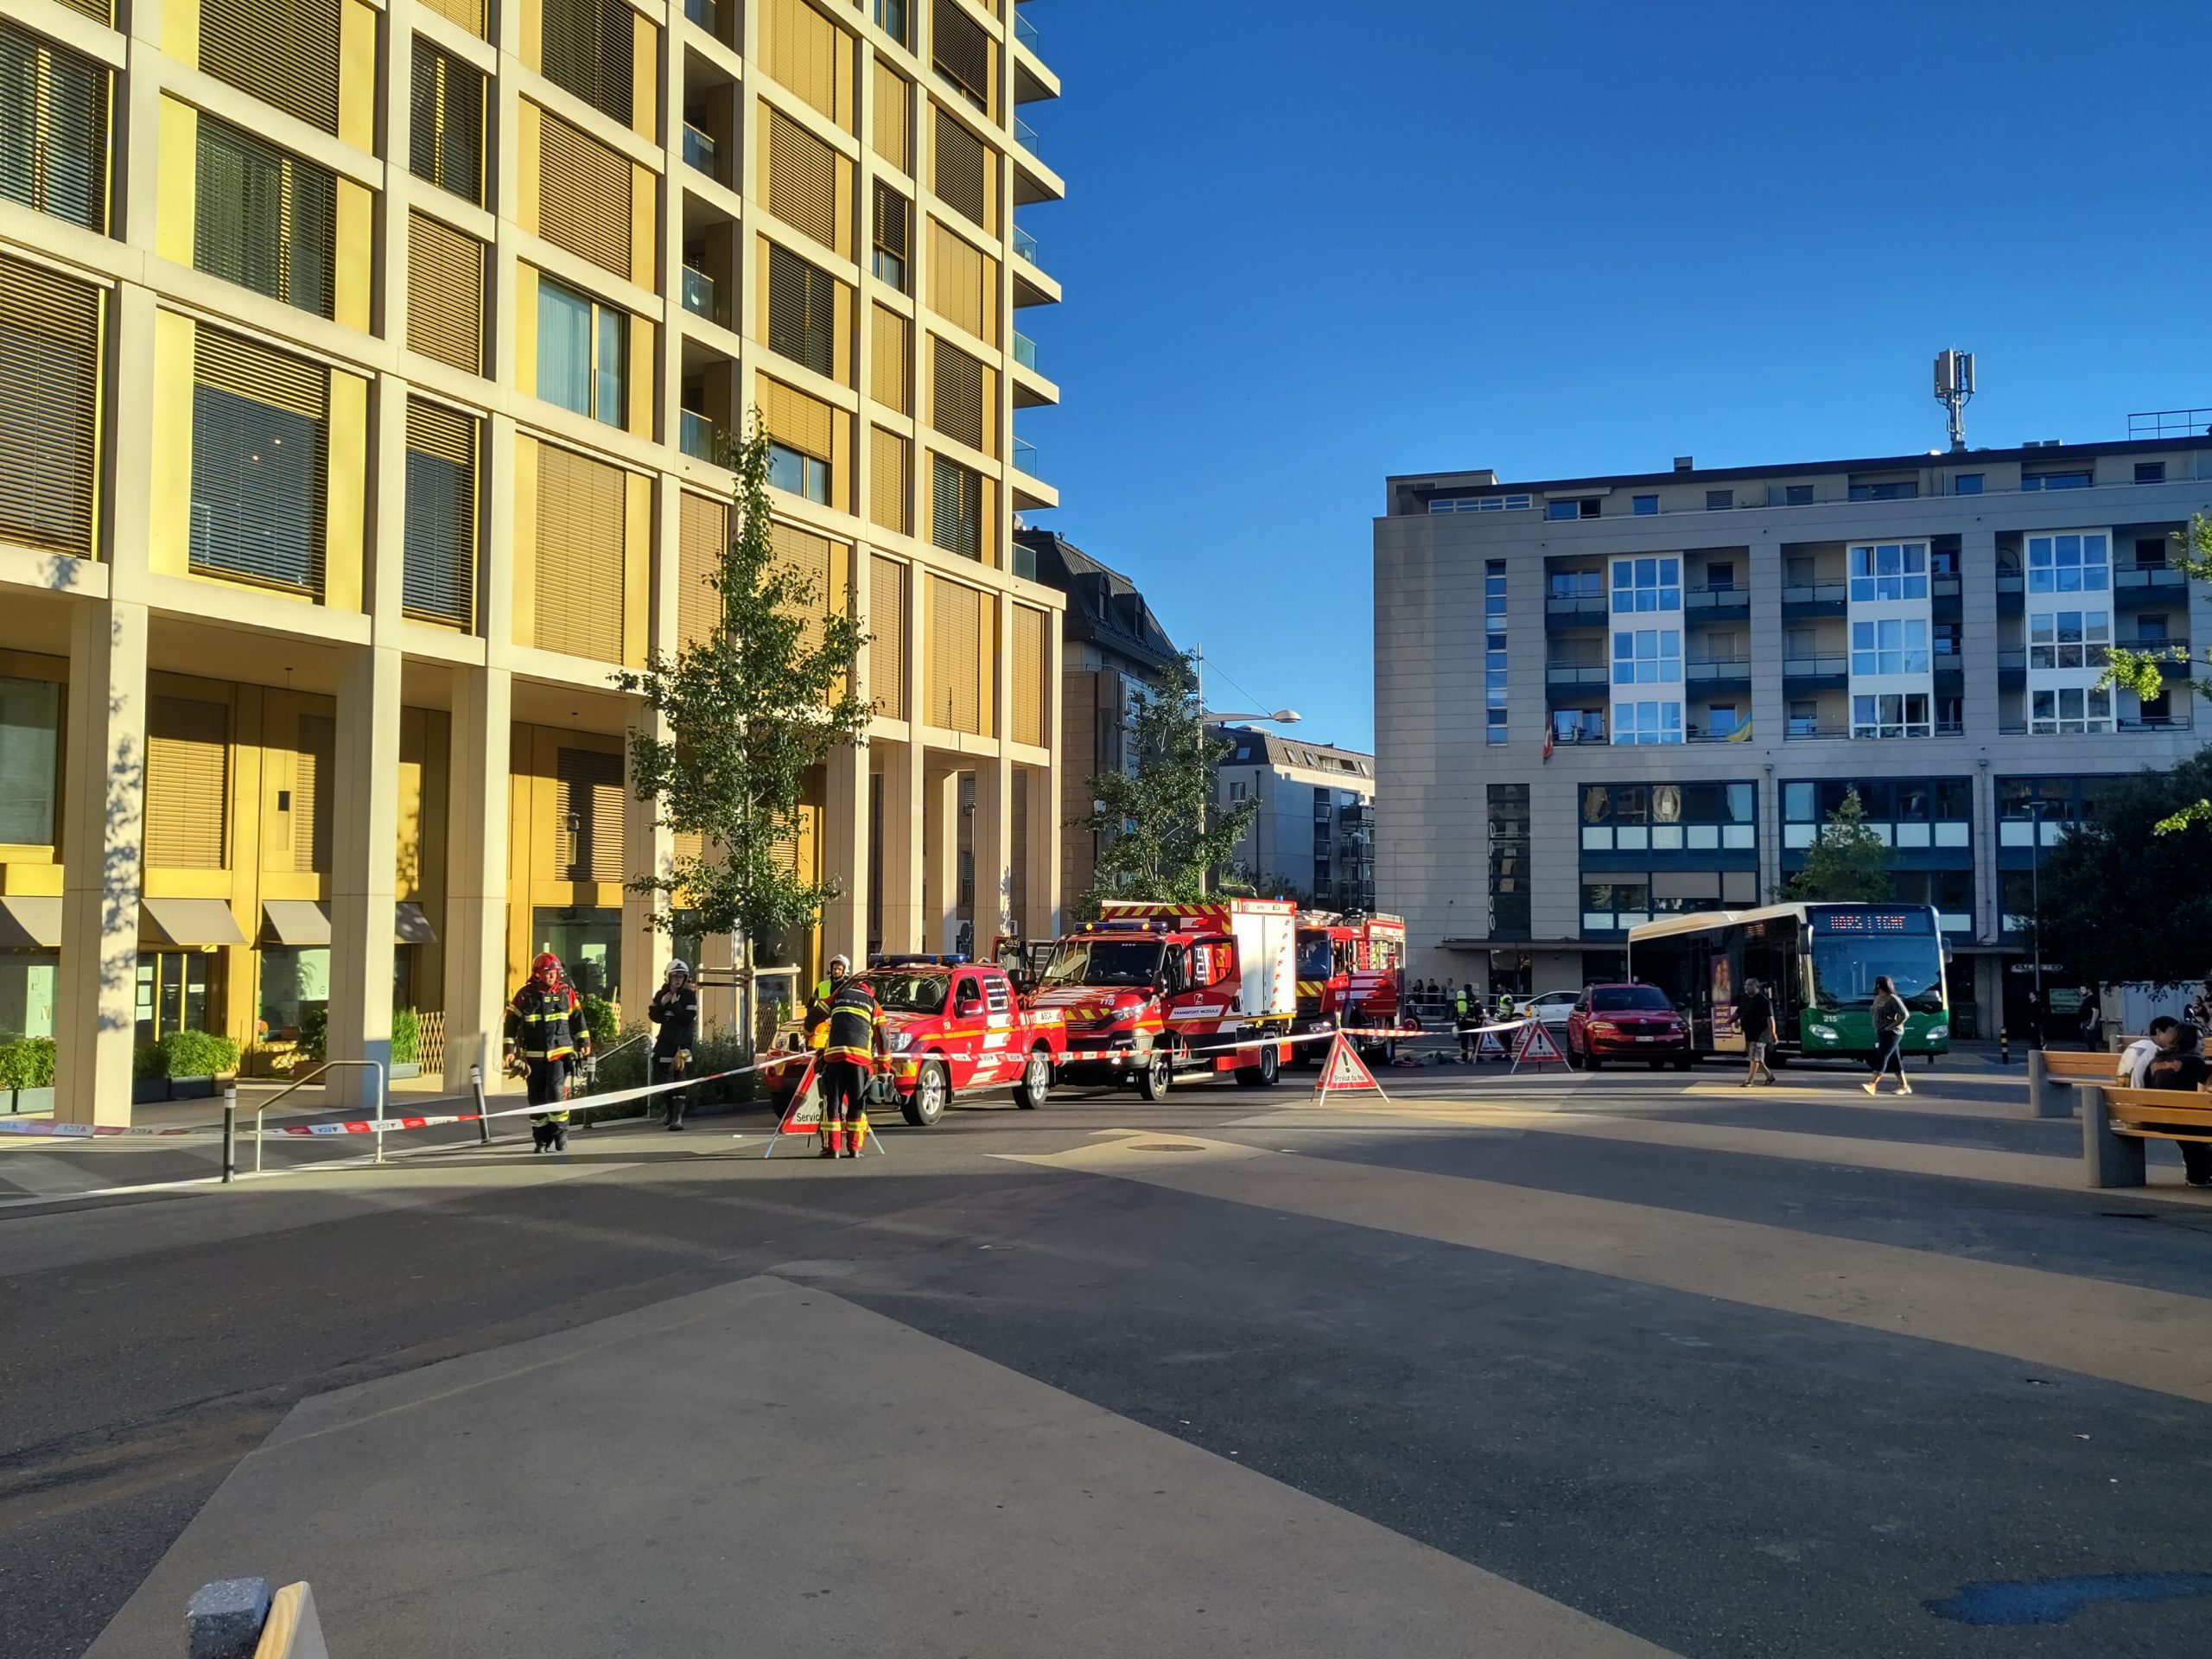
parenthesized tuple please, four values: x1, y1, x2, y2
(1052, 1018, 1530, 1067)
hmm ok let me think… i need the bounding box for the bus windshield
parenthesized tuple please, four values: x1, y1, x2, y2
(1296, 931, 1333, 978)
(1042, 938, 1161, 988)
(1809, 938, 1945, 1012)
(861, 973, 951, 1014)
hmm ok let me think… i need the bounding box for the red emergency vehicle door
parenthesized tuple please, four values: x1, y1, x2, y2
(1165, 937, 1239, 1055)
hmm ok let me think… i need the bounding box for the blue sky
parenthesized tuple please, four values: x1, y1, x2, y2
(1009, 0, 2212, 751)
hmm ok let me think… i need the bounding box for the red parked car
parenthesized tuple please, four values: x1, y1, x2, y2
(1567, 983, 1694, 1071)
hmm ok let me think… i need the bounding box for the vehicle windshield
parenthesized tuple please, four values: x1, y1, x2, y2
(1809, 941, 1945, 1013)
(859, 973, 950, 1014)
(1296, 931, 1333, 977)
(1591, 986, 1673, 1013)
(1041, 938, 1162, 988)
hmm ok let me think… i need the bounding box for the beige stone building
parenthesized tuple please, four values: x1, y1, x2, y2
(0, 0, 1066, 1122)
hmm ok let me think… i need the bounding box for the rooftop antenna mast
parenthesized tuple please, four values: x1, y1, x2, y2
(1935, 350, 1975, 453)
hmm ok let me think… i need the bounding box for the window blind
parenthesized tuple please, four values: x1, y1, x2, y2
(766, 110, 839, 253)
(931, 0, 989, 111)
(540, 0, 633, 126)
(410, 40, 484, 205)
(872, 60, 911, 172)
(762, 0, 842, 126)
(870, 302, 910, 413)
(146, 696, 230, 869)
(555, 746, 625, 881)
(770, 519, 837, 656)
(0, 677, 60, 845)
(760, 377, 833, 461)
(931, 336, 982, 451)
(533, 441, 626, 662)
(407, 212, 486, 374)
(0, 252, 101, 559)
(403, 398, 477, 627)
(189, 329, 327, 593)
(294, 712, 334, 872)
(535, 108, 632, 279)
(873, 181, 911, 280)
(928, 219, 984, 338)
(1011, 603, 1046, 747)
(766, 242, 837, 377)
(932, 108, 985, 227)
(48, 0, 114, 23)
(194, 117, 334, 317)
(869, 426, 910, 534)
(677, 491, 726, 648)
(869, 555, 906, 717)
(416, 0, 486, 37)
(0, 22, 109, 232)
(926, 574, 982, 733)
(930, 453, 980, 559)
(200, 0, 343, 135)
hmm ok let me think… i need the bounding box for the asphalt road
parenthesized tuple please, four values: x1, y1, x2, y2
(7, 1057, 2212, 1657)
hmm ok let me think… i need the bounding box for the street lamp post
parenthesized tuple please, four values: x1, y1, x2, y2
(2026, 799, 2047, 1049)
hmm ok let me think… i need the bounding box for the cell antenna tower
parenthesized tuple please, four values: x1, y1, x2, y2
(1934, 350, 1975, 453)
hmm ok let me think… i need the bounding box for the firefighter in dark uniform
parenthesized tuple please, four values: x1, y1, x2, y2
(505, 952, 592, 1153)
(804, 954, 852, 1048)
(818, 974, 883, 1160)
(649, 958, 700, 1130)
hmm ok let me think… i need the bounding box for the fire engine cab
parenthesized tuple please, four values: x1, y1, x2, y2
(1294, 912, 1408, 1061)
(853, 961, 1065, 1127)
(1033, 899, 1299, 1099)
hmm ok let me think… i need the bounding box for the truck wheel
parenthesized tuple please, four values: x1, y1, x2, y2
(902, 1058, 949, 1127)
(1137, 1051, 1173, 1102)
(1014, 1046, 1052, 1109)
(1235, 1040, 1281, 1089)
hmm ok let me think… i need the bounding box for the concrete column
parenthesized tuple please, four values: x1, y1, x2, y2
(326, 645, 403, 1109)
(972, 755, 1014, 948)
(877, 738, 922, 953)
(55, 599, 148, 1127)
(821, 741, 869, 966)
(1038, 620, 1065, 939)
(442, 666, 513, 1091)
(924, 766, 961, 951)
(1960, 527, 1999, 738)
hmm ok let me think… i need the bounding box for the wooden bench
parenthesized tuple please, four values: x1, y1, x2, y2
(2028, 1046, 2141, 1119)
(2080, 1084, 2212, 1187)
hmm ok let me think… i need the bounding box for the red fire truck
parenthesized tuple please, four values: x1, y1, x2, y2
(854, 960, 1067, 1127)
(1295, 912, 1409, 1062)
(1032, 899, 1300, 1099)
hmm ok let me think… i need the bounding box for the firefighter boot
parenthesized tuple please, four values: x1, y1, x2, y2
(841, 1117, 861, 1158)
(819, 1122, 841, 1158)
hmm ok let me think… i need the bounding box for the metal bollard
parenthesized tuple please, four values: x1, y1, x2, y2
(471, 1062, 492, 1145)
(221, 1085, 238, 1185)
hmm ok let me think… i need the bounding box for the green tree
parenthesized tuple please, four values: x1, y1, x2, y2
(2031, 752, 2212, 983)
(1777, 788, 1891, 904)
(2102, 512, 2212, 832)
(1079, 652, 1259, 917)
(614, 416, 871, 1025)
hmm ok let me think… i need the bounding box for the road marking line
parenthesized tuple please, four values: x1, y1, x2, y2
(1004, 1134, 2212, 1404)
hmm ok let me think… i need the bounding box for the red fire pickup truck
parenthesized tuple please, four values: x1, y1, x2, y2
(853, 961, 1066, 1127)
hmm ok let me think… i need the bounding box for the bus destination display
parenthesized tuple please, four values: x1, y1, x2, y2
(1813, 909, 1932, 935)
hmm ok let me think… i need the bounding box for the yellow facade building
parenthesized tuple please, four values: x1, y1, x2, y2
(0, 0, 1065, 1120)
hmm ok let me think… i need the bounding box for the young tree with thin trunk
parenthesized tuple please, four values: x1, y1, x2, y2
(1776, 787, 1891, 905)
(2102, 512, 2212, 831)
(614, 417, 870, 1033)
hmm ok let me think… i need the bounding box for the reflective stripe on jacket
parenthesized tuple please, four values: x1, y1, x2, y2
(507, 982, 587, 1060)
(822, 983, 883, 1069)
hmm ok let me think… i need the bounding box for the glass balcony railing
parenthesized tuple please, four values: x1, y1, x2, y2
(1013, 436, 1040, 476)
(681, 266, 718, 322)
(1014, 8, 1039, 49)
(1012, 331, 1037, 372)
(683, 0, 718, 33)
(1012, 224, 1040, 265)
(683, 124, 719, 178)
(680, 410, 720, 463)
(1014, 115, 1039, 157)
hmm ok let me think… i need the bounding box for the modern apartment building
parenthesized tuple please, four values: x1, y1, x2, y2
(1376, 432, 2212, 1038)
(1013, 525, 1181, 909)
(0, 0, 1067, 1122)
(1212, 726, 1376, 913)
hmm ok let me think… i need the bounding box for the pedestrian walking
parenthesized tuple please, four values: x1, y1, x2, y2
(817, 972, 885, 1159)
(1863, 975, 1911, 1096)
(1737, 976, 1776, 1087)
(2143, 1023, 2212, 1188)
(649, 958, 699, 1129)
(505, 951, 593, 1152)
(2076, 984, 2103, 1052)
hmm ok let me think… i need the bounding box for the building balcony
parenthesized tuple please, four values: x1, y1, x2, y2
(683, 0, 721, 38)
(680, 410, 721, 463)
(1780, 581, 1847, 617)
(682, 122, 721, 182)
(1010, 224, 1059, 308)
(1013, 4, 1059, 104)
(1011, 437, 1057, 513)
(1544, 664, 1611, 702)
(1011, 331, 1058, 407)
(1932, 572, 1962, 619)
(1684, 582, 1750, 619)
(1784, 721, 1850, 741)
(1012, 119, 1065, 205)
(1544, 593, 1608, 629)
(1684, 657, 1751, 689)
(681, 265, 721, 326)
(2113, 563, 2191, 607)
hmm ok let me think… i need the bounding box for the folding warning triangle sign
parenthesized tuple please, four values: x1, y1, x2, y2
(763, 1058, 822, 1158)
(1512, 1019, 1567, 1069)
(1313, 1031, 1387, 1103)
(1477, 1028, 1509, 1059)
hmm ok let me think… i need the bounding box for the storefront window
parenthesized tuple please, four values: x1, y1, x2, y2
(0, 951, 57, 1040)
(259, 945, 330, 1042)
(0, 678, 60, 846)
(533, 906, 621, 1002)
(137, 951, 213, 1044)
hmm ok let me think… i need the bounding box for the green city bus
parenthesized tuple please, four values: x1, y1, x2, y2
(1627, 902, 1950, 1065)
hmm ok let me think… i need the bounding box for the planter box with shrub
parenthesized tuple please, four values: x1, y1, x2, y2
(0, 1037, 56, 1114)
(133, 1030, 243, 1103)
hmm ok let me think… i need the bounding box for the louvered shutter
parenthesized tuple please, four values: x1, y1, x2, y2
(535, 108, 632, 279)
(869, 555, 906, 718)
(1, 23, 109, 231)
(199, 0, 343, 134)
(48, 0, 113, 23)
(769, 519, 836, 655)
(872, 60, 911, 172)
(194, 118, 336, 317)
(763, 0, 842, 127)
(766, 243, 837, 377)
(0, 252, 102, 559)
(926, 575, 982, 733)
(760, 378, 833, 461)
(868, 426, 910, 534)
(407, 212, 486, 374)
(410, 41, 484, 205)
(404, 398, 477, 627)
(556, 747, 625, 881)
(931, 0, 990, 111)
(677, 491, 727, 648)
(767, 110, 839, 252)
(931, 337, 982, 450)
(417, 0, 486, 37)
(872, 182, 910, 283)
(927, 219, 983, 338)
(870, 303, 910, 413)
(929, 453, 980, 559)
(294, 713, 334, 872)
(533, 442, 626, 662)
(190, 329, 328, 592)
(540, 0, 633, 125)
(146, 696, 229, 868)
(931, 107, 984, 227)
(1011, 604, 1045, 747)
